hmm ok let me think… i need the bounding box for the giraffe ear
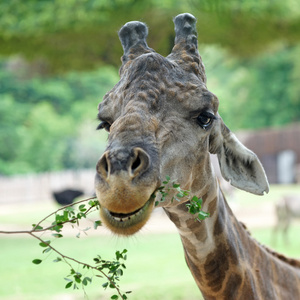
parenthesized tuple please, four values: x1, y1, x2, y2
(209, 119, 269, 195)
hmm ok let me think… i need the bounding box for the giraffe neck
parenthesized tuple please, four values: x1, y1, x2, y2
(164, 180, 300, 300)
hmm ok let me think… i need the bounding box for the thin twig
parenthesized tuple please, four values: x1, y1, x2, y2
(33, 196, 97, 231)
(29, 232, 125, 299)
(0, 196, 126, 300)
(0, 197, 98, 235)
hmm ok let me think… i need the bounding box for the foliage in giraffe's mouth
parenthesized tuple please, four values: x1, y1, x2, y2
(100, 196, 155, 235)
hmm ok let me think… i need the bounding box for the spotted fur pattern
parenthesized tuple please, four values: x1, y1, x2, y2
(95, 13, 300, 299)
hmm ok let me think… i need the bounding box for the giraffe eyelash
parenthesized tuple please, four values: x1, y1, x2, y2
(97, 121, 111, 132)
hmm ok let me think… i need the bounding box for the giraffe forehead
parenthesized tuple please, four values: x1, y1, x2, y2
(99, 53, 218, 122)
(124, 53, 202, 97)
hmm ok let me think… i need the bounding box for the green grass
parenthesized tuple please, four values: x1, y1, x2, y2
(0, 184, 300, 299)
(233, 184, 300, 208)
(251, 226, 300, 259)
(0, 226, 299, 300)
(0, 234, 202, 300)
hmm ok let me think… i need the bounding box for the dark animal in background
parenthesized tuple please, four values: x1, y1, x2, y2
(53, 189, 84, 206)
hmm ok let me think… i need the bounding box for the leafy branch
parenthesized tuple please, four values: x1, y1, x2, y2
(155, 176, 210, 222)
(0, 176, 209, 299)
(0, 197, 130, 300)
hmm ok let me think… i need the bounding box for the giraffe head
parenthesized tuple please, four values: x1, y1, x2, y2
(95, 13, 269, 235)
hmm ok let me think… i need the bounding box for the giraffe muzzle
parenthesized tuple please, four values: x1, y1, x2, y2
(95, 147, 160, 235)
(99, 197, 154, 235)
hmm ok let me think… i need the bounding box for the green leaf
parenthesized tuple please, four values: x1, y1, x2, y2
(53, 257, 62, 263)
(64, 277, 73, 282)
(82, 278, 88, 286)
(65, 206, 75, 212)
(52, 233, 63, 238)
(111, 295, 119, 299)
(65, 282, 73, 289)
(93, 257, 100, 263)
(197, 211, 210, 220)
(109, 282, 116, 289)
(63, 210, 69, 221)
(191, 195, 199, 202)
(76, 212, 86, 219)
(79, 204, 87, 212)
(94, 220, 102, 229)
(188, 206, 197, 214)
(82, 277, 92, 286)
(196, 198, 203, 206)
(52, 224, 63, 232)
(55, 214, 63, 223)
(39, 240, 50, 247)
(43, 247, 51, 253)
(70, 269, 76, 275)
(117, 269, 123, 276)
(115, 251, 121, 260)
(172, 183, 180, 188)
(102, 282, 109, 289)
(88, 200, 96, 206)
(32, 224, 43, 230)
(32, 259, 42, 265)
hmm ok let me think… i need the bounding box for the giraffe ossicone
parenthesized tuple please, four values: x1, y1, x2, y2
(95, 13, 300, 299)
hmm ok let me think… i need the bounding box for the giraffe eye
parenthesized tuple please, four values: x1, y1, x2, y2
(197, 112, 216, 129)
(97, 121, 111, 132)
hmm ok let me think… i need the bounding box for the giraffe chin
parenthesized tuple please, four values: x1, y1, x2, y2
(100, 197, 155, 236)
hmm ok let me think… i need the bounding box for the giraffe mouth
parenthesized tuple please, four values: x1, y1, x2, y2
(100, 196, 155, 235)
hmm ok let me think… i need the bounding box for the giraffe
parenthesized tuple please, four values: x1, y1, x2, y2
(273, 195, 300, 244)
(94, 13, 300, 299)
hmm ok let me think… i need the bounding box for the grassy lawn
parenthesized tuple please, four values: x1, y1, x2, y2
(0, 226, 299, 300)
(0, 234, 202, 300)
(233, 184, 300, 207)
(0, 184, 299, 300)
(251, 226, 300, 258)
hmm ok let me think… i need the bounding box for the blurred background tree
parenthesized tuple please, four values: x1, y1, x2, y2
(0, 0, 299, 175)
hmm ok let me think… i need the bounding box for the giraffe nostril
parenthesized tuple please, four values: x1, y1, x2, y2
(97, 152, 110, 178)
(103, 158, 109, 173)
(132, 155, 141, 171)
(130, 148, 150, 178)
(97, 148, 150, 180)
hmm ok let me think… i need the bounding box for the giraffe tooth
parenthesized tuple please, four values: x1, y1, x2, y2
(112, 214, 134, 222)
